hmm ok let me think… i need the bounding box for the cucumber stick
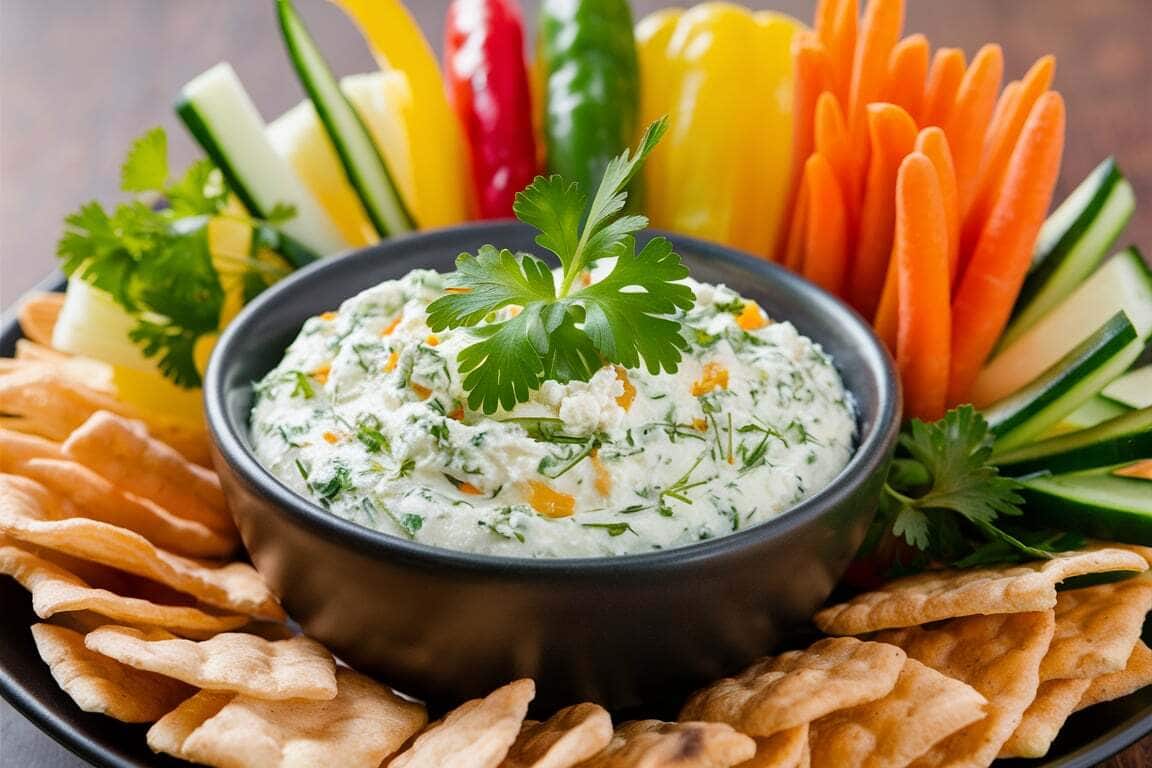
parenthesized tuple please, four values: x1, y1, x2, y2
(176, 63, 345, 259)
(987, 312, 1141, 451)
(995, 407, 1152, 476)
(1019, 473, 1152, 545)
(1002, 157, 1136, 347)
(275, 0, 415, 237)
(1055, 396, 1132, 433)
(971, 248, 1152, 406)
(1103, 365, 1152, 409)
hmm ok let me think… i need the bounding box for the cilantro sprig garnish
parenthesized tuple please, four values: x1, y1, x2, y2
(427, 118, 694, 413)
(57, 127, 295, 388)
(862, 406, 1080, 572)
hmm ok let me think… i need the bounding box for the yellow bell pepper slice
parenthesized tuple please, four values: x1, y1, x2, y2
(635, 8, 684, 228)
(331, 0, 474, 228)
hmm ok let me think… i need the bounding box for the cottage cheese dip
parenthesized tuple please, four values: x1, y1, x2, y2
(250, 269, 856, 558)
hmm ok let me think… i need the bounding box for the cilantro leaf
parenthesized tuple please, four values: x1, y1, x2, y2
(428, 118, 686, 412)
(166, 159, 228, 217)
(120, 127, 168, 193)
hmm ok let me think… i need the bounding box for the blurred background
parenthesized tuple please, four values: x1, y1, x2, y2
(1, 0, 1150, 307)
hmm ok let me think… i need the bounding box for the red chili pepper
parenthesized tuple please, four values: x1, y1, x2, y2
(444, 0, 538, 219)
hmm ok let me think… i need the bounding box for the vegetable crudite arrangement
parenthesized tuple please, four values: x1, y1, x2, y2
(1, 0, 1150, 766)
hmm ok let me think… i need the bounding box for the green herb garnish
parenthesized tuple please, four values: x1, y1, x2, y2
(426, 117, 693, 413)
(581, 522, 637, 537)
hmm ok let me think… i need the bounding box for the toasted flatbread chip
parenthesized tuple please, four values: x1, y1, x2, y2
(808, 657, 987, 768)
(739, 724, 809, 768)
(17, 457, 236, 558)
(31, 623, 193, 723)
(9, 340, 115, 390)
(1042, 576, 1152, 681)
(17, 292, 64, 346)
(501, 703, 613, 768)
(85, 625, 337, 701)
(1076, 641, 1152, 712)
(149, 667, 425, 767)
(0, 543, 247, 634)
(0, 429, 64, 473)
(391, 678, 535, 768)
(63, 411, 232, 533)
(0, 475, 284, 620)
(680, 637, 906, 737)
(815, 547, 1147, 635)
(998, 677, 1092, 758)
(579, 720, 756, 768)
(875, 611, 1056, 768)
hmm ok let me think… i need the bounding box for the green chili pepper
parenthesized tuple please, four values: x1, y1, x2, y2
(538, 0, 640, 196)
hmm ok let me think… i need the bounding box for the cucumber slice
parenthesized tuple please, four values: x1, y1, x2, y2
(1102, 365, 1152, 409)
(1055, 395, 1132, 433)
(1001, 158, 1136, 347)
(995, 407, 1152, 476)
(275, 0, 415, 237)
(987, 312, 1141, 452)
(1018, 473, 1152, 545)
(971, 247, 1152, 406)
(175, 62, 345, 259)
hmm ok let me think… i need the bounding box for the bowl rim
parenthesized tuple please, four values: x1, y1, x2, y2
(204, 222, 902, 575)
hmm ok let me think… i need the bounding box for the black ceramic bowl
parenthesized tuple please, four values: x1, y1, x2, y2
(204, 222, 901, 714)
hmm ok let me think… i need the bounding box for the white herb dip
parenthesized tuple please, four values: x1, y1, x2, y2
(250, 269, 856, 557)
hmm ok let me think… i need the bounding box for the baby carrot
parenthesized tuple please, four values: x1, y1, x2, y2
(895, 153, 951, 421)
(849, 0, 905, 143)
(829, 0, 859, 108)
(815, 0, 842, 44)
(874, 261, 898, 351)
(882, 34, 930, 122)
(802, 153, 850, 295)
(948, 91, 1066, 404)
(914, 127, 960, 283)
(944, 44, 1004, 215)
(960, 55, 1056, 259)
(922, 47, 966, 128)
(778, 34, 831, 261)
(815, 91, 860, 225)
(849, 103, 918, 317)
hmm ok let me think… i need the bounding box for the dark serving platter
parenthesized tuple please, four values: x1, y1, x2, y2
(2, 271, 1150, 768)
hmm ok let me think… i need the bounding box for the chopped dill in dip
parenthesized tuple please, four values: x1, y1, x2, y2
(250, 270, 856, 557)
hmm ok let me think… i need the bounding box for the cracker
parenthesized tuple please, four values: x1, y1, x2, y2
(31, 623, 193, 723)
(16, 291, 64, 346)
(1076, 641, 1152, 712)
(10, 341, 115, 391)
(738, 724, 809, 768)
(18, 457, 237, 558)
(391, 678, 535, 768)
(808, 657, 987, 768)
(0, 474, 284, 620)
(85, 625, 337, 701)
(149, 667, 425, 767)
(998, 677, 1092, 758)
(1042, 576, 1152, 682)
(501, 703, 613, 768)
(579, 720, 756, 768)
(63, 411, 232, 533)
(0, 543, 248, 634)
(875, 611, 1055, 768)
(0, 428, 64, 473)
(815, 547, 1147, 635)
(680, 638, 906, 736)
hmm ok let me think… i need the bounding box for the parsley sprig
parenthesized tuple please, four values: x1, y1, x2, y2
(57, 127, 296, 388)
(862, 406, 1079, 571)
(427, 118, 695, 413)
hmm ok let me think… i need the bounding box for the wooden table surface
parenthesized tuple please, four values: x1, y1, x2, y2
(0, 1, 1149, 766)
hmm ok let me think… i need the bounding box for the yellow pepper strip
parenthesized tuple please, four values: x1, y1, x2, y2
(661, 3, 759, 247)
(635, 8, 684, 228)
(330, 0, 474, 227)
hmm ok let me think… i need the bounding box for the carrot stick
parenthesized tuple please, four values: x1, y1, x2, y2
(922, 47, 966, 127)
(948, 91, 1066, 404)
(776, 34, 831, 261)
(828, 0, 859, 108)
(849, 0, 905, 141)
(849, 103, 918, 317)
(784, 172, 811, 272)
(815, 91, 859, 224)
(895, 153, 951, 421)
(815, 0, 843, 44)
(944, 44, 1004, 215)
(914, 127, 960, 283)
(960, 55, 1056, 259)
(802, 154, 849, 295)
(882, 34, 929, 123)
(873, 253, 898, 351)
